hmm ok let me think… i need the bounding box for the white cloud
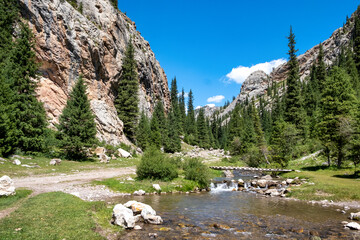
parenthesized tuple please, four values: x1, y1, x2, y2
(226, 58, 287, 84)
(206, 104, 216, 108)
(195, 106, 202, 110)
(177, 92, 189, 98)
(207, 95, 225, 103)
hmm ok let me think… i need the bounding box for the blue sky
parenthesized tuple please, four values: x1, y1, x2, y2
(119, 1, 359, 108)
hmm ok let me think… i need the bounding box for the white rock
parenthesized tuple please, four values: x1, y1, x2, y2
(141, 204, 157, 219)
(261, 175, 272, 180)
(12, 159, 21, 165)
(345, 222, 360, 230)
(134, 214, 143, 223)
(286, 179, 294, 184)
(0, 175, 15, 196)
(112, 204, 135, 229)
(118, 148, 131, 158)
(133, 189, 146, 196)
(49, 158, 61, 166)
(256, 179, 268, 188)
(264, 189, 281, 197)
(152, 184, 161, 191)
(134, 225, 142, 230)
(98, 153, 110, 163)
(94, 147, 106, 156)
(350, 212, 360, 221)
(144, 215, 163, 225)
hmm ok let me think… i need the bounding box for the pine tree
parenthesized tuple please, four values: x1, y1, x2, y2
(115, 40, 139, 141)
(164, 110, 181, 153)
(284, 26, 304, 129)
(152, 101, 167, 145)
(354, 15, 360, 73)
(179, 88, 187, 133)
(318, 67, 356, 167)
(196, 108, 210, 148)
(57, 76, 97, 160)
(316, 43, 326, 88)
(170, 77, 182, 133)
(150, 113, 162, 149)
(251, 100, 269, 164)
(186, 90, 197, 140)
(136, 111, 150, 150)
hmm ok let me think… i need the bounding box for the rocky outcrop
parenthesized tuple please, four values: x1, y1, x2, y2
(20, 0, 170, 145)
(220, 9, 359, 117)
(195, 105, 220, 119)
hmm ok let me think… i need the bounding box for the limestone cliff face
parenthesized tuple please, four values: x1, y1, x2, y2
(20, 0, 171, 145)
(221, 9, 358, 117)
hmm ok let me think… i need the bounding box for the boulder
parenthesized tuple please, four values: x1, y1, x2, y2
(94, 147, 106, 156)
(99, 153, 110, 163)
(264, 189, 281, 197)
(118, 148, 131, 158)
(350, 212, 360, 221)
(133, 189, 146, 196)
(261, 175, 272, 180)
(0, 175, 15, 196)
(134, 215, 143, 223)
(238, 179, 244, 187)
(124, 201, 155, 216)
(144, 215, 163, 225)
(112, 204, 135, 229)
(134, 225, 142, 230)
(286, 179, 294, 184)
(49, 158, 61, 166)
(256, 179, 268, 188)
(12, 159, 21, 165)
(152, 184, 161, 191)
(345, 222, 360, 230)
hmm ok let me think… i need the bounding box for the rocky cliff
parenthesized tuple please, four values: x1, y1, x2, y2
(20, 0, 171, 145)
(220, 9, 358, 117)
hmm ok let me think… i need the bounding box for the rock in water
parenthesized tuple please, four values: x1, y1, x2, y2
(345, 222, 360, 230)
(144, 215, 163, 225)
(133, 190, 146, 196)
(112, 204, 135, 229)
(118, 148, 131, 158)
(350, 212, 360, 221)
(152, 184, 161, 191)
(12, 159, 21, 165)
(0, 176, 16, 196)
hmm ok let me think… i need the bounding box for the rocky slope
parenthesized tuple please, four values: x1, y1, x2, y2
(220, 9, 358, 117)
(20, 0, 171, 145)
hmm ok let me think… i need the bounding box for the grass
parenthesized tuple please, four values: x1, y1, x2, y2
(0, 189, 32, 211)
(0, 192, 116, 240)
(94, 177, 201, 193)
(0, 155, 140, 177)
(282, 155, 360, 202)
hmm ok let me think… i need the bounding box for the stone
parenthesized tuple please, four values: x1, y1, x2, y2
(256, 179, 268, 188)
(133, 189, 146, 196)
(144, 215, 163, 225)
(112, 204, 135, 229)
(0, 157, 6, 162)
(345, 222, 360, 230)
(134, 215, 143, 223)
(223, 170, 234, 178)
(149, 233, 158, 238)
(261, 175, 272, 180)
(350, 212, 360, 221)
(12, 159, 21, 165)
(0, 176, 16, 196)
(141, 204, 157, 219)
(49, 158, 61, 166)
(152, 184, 161, 191)
(118, 148, 131, 158)
(134, 225, 142, 230)
(94, 147, 106, 156)
(264, 189, 281, 197)
(286, 179, 294, 184)
(98, 153, 110, 163)
(238, 179, 244, 187)
(11, 155, 24, 159)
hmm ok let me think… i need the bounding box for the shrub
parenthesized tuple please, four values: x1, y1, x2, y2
(136, 147, 178, 181)
(183, 158, 210, 189)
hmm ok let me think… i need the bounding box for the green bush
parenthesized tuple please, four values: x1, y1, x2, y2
(136, 147, 178, 181)
(183, 158, 210, 189)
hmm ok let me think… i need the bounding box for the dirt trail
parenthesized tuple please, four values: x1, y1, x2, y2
(0, 167, 136, 219)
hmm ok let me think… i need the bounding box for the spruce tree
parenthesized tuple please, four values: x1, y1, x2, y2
(354, 15, 360, 73)
(251, 100, 269, 164)
(150, 113, 162, 149)
(7, 22, 48, 154)
(152, 101, 167, 145)
(284, 26, 304, 128)
(186, 90, 197, 140)
(136, 111, 150, 150)
(179, 88, 187, 133)
(170, 77, 182, 133)
(318, 67, 356, 167)
(316, 43, 326, 88)
(57, 76, 96, 160)
(196, 108, 210, 148)
(115, 40, 139, 141)
(164, 110, 181, 153)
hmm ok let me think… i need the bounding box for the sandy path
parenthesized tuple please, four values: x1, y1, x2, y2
(0, 167, 136, 219)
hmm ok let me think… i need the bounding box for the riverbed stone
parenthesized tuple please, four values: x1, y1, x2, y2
(238, 179, 244, 187)
(0, 175, 15, 196)
(144, 215, 163, 225)
(286, 179, 294, 184)
(264, 189, 281, 197)
(134, 225, 142, 230)
(345, 222, 360, 230)
(112, 204, 135, 229)
(350, 212, 360, 221)
(261, 175, 272, 180)
(256, 179, 268, 188)
(133, 189, 146, 196)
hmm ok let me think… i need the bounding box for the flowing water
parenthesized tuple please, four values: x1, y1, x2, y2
(108, 175, 360, 239)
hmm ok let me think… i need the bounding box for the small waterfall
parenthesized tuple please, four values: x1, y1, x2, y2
(210, 181, 238, 192)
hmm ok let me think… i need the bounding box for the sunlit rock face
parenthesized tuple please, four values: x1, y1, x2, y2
(20, 0, 171, 145)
